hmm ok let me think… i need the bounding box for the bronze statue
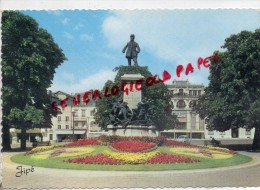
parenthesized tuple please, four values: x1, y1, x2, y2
(122, 34, 140, 66)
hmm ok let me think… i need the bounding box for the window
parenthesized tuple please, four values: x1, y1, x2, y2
(74, 122, 78, 127)
(176, 100, 186, 109)
(58, 116, 61, 121)
(176, 122, 186, 129)
(179, 89, 184, 95)
(49, 134, 53, 140)
(189, 90, 192, 96)
(82, 110, 86, 117)
(58, 125, 61, 129)
(193, 90, 197, 96)
(198, 90, 201, 96)
(66, 125, 69, 129)
(66, 116, 69, 121)
(189, 100, 197, 108)
(82, 122, 86, 127)
(73, 110, 78, 117)
(90, 109, 95, 116)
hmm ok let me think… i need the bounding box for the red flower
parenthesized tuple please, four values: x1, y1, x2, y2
(163, 140, 198, 148)
(111, 141, 156, 152)
(67, 154, 122, 165)
(63, 138, 101, 147)
(146, 153, 199, 164)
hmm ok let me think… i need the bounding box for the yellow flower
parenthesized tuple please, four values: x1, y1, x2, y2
(170, 147, 233, 160)
(104, 150, 160, 164)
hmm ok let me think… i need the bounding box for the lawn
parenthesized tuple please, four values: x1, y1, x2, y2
(11, 138, 252, 171)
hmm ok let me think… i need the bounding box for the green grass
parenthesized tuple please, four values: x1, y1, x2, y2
(11, 145, 252, 171)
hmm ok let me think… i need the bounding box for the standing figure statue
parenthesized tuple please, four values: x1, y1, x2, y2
(122, 34, 141, 66)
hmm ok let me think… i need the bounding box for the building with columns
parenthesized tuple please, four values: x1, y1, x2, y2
(161, 80, 255, 140)
(161, 80, 206, 139)
(9, 80, 255, 145)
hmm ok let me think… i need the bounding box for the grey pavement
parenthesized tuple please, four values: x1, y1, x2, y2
(2, 151, 260, 189)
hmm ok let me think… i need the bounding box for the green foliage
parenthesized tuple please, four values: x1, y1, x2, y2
(1, 11, 66, 149)
(94, 66, 177, 131)
(195, 29, 260, 149)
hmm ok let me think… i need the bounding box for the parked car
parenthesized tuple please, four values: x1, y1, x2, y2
(176, 135, 191, 143)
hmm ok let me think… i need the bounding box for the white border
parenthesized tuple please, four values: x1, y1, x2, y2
(1, 0, 260, 10)
(1, 0, 260, 190)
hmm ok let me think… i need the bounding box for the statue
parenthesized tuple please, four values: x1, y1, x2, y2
(109, 98, 133, 127)
(122, 34, 140, 66)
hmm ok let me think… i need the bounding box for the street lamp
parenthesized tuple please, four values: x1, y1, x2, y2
(71, 111, 75, 141)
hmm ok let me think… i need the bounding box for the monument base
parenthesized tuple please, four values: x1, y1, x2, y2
(107, 125, 158, 137)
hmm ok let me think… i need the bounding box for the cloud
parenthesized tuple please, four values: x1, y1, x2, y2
(50, 69, 117, 94)
(102, 10, 260, 65)
(60, 72, 75, 82)
(73, 23, 84, 30)
(63, 32, 74, 40)
(62, 18, 70, 25)
(47, 10, 63, 16)
(80, 33, 93, 41)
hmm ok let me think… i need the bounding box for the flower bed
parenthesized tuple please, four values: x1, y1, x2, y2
(163, 140, 198, 148)
(25, 145, 55, 155)
(30, 147, 94, 160)
(207, 146, 238, 155)
(103, 150, 159, 164)
(170, 147, 234, 159)
(98, 135, 166, 146)
(63, 138, 101, 147)
(67, 154, 122, 165)
(111, 140, 157, 152)
(146, 153, 199, 164)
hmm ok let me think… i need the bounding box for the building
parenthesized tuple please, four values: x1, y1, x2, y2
(161, 80, 206, 139)
(42, 91, 101, 143)
(10, 80, 255, 145)
(161, 79, 255, 141)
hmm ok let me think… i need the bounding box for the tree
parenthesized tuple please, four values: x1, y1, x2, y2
(195, 29, 260, 150)
(94, 66, 177, 131)
(2, 11, 66, 150)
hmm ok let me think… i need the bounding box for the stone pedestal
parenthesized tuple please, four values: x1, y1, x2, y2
(107, 125, 157, 137)
(121, 73, 144, 111)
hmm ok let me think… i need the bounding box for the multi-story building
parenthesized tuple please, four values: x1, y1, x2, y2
(10, 80, 255, 145)
(162, 79, 255, 140)
(42, 91, 100, 143)
(161, 80, 206, 139)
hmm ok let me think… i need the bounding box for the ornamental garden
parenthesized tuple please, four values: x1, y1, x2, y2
(11, 136, 251, 171)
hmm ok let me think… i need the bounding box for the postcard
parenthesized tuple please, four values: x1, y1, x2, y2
(1, 3, 260, 189)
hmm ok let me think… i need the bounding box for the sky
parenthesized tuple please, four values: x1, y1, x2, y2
(22, 10, 260, 94)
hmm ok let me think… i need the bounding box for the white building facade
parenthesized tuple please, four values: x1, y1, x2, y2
(42, 91, 100, 143)
(161, 80, 255, 140)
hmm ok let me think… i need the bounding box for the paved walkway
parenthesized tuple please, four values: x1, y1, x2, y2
(2, 151, 260, 189)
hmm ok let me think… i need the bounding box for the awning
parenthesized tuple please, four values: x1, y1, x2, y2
(15, 128, 41, 134)
(55, 130, 86, 135)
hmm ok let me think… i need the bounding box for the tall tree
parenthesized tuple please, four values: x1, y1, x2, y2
(2, 11, 66, 150)
(195, 29, 260, 150)
(95, 66, 177, 131)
